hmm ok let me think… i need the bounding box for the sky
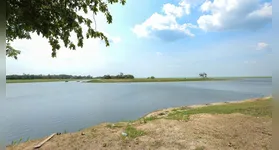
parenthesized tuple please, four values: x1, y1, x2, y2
(6, 0, 273, 77)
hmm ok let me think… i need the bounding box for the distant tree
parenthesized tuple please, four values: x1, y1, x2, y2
(199, 73, 204, 78)
(204, 72, 207, 78)
(103, 75, 112, 79)
(199, 72, 207, 78)
(102, 73, 134, 79)
(150, 76, 155, 79)
(119, 72, 124, 77)
(6, 74, 93, 80)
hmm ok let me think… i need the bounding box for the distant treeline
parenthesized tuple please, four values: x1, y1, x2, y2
(6, 74, 93, 80)
(95, 72, 134, 79)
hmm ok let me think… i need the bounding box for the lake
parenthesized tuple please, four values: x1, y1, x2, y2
(1, 78, 272, 145)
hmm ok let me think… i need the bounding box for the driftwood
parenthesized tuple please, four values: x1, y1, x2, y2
(33, 133, 56, 149)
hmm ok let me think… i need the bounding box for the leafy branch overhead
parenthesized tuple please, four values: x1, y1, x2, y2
(6, 43, 21, 59)
(6, 0, 126, 58)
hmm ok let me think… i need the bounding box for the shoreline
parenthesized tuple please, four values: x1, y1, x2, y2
(6, 76, 271, 84)
(6, 95, 272, 149)
(88, 78, 231, 83)
(6, 79, 88, 83)
(143, 96, 272, 118)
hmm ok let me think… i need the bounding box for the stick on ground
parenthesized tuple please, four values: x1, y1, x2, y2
(33, 133, 56, 149)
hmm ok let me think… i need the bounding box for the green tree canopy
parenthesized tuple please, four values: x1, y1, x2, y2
(6, 0, 126, 59)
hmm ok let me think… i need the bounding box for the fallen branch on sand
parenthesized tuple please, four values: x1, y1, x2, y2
(33, 133, 56, 149)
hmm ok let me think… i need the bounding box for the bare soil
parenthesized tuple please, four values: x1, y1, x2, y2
(7, 113, 272, 150)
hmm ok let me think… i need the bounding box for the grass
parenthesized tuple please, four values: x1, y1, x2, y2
(165, 98, 272, 121)
(106, 123, 125, 129)
(166, 112, 190, 121)
(6, 79, 87, 83)
(143, 116, 157, 122)
(123, 125, 145, 139)
(219, 76, 272, 79)
(9, 137, 30, 146)
(87, 78, 229, 83)
(63, 130, 68, 134)
(10, 138, 22, 146)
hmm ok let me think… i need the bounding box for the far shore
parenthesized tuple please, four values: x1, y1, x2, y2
(87, 77, 227, 83)
(6, 79, 88, 83)
(6, 76, 271, 84)
(87, 76, 271, 83)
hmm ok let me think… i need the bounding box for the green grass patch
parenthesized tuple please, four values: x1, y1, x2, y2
(166, 111, 190, 121)
(9, 137, 30, 146)
(141, 116, 158, 123)
(186, 98, 272, 117)
(106, 123, 125, 129)
(166, 98, 272, 121)
(87, 78, 228, 83)
(10, 138, 22, 146)
(123, 125, 145, 139)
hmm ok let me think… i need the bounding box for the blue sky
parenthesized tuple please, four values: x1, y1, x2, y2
(6, 0, 273, 77)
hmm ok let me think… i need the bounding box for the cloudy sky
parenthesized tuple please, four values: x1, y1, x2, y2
(6, 0, 273, 77)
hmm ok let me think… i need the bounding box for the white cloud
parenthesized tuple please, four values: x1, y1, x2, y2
(244, 60, 257, 64)
(256, 42, 270, 50)
(248, 3, 272, 19)
(163, 2, 190, 17)
(132, 0, 197, 41)
(156, 52, 163, 56)
(197, 0, 272, 31)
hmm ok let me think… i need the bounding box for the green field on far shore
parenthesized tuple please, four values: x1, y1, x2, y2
(87, 76, 271, 83)
(6, 76, 271, 84)
(87, 78, 227, 83)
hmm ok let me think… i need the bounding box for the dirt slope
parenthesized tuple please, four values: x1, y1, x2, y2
(7, 113, 272, 150)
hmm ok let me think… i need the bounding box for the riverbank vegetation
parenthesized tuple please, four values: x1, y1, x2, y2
(6, 79, 86, 83)
(6, 73, 271, 83)
(95, 72, 135, 79)
(87, 77, 227, 83)
(7, 97, 272, 150)
(6, 74, 93, 83)
(7, 74, 93, 80)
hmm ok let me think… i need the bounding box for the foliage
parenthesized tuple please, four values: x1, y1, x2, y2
(6, 43, 21, 59)
(6, 0, 126, 58)
(199, 72, 207, 78)
(99, 72, 135, 79)
(6, 74, 93, 80)
(150, 76, 155, 79)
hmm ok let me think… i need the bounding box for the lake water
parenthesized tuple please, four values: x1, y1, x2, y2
(1, 78, 272, 145)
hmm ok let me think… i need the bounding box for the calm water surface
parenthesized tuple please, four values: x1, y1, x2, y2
(1, 78, 272, 145)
